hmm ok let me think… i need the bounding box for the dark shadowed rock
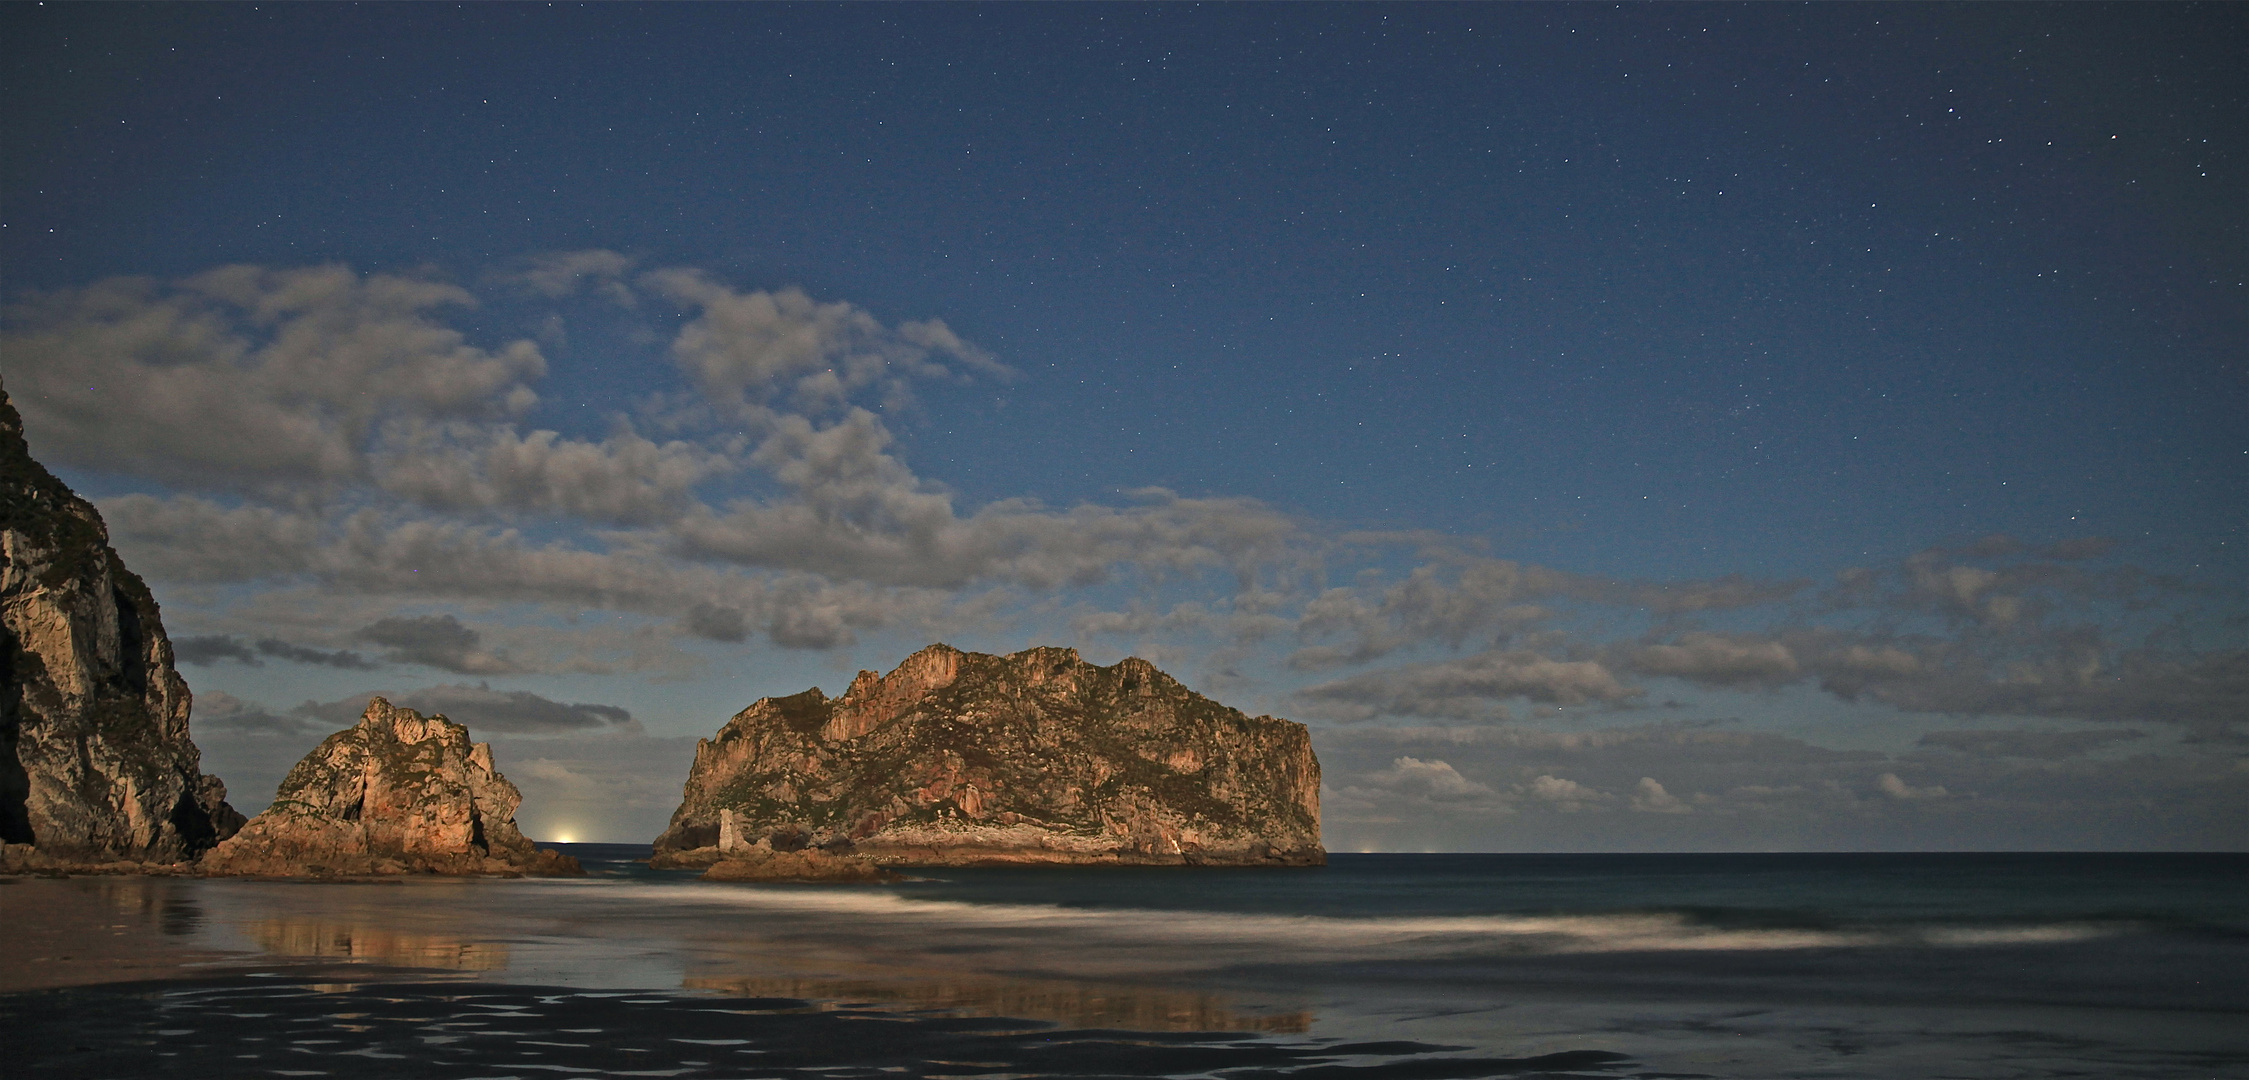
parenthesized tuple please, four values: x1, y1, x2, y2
(0, 381, 242, 870)
(653, 644, 1324, 868)
(200, 697, 580, 877)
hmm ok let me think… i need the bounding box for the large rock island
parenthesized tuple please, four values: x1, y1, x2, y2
(653, 644, 1324, 868)
(201, 698, 579, 877)
(1, 381, 242, 869)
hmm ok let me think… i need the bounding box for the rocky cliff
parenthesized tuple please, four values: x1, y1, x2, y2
(201, 698, 579, 877)
(653, 645, 1324, 867)
(0, 381, 243, 867)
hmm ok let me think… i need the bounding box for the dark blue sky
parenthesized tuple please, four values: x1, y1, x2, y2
(3, 3, 2243, 848)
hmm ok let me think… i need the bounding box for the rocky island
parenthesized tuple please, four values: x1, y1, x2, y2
(200, 698, 580, 877)
(1, 382, 243, 872)
(653, 644, 1324, 869)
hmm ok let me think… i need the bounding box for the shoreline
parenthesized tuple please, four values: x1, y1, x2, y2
(7, 858, 2246, 1078)
(0, 874, 545, 993)
(2, 874, 1325, 1041)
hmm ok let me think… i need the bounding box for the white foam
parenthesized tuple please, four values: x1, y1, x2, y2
(541, 880, 2122, 957)
(1918, 923, 2117, 946)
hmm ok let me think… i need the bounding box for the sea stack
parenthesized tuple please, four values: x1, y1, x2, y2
(201, 698, 580, 877)
(0, 381, 243, 869)
(654, 644, 1324, 868)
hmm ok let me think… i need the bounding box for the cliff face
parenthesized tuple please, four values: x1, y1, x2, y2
(654, 645, 1324, 866)
(0, 382, 243, 865)
(201, 698, 579, 877)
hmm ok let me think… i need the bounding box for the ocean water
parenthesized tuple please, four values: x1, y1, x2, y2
(7, 850, 2247, 1078)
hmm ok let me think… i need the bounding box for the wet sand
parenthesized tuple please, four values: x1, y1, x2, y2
(0, 877, 248, 993)
(8, 974, 1629, 1080)
(0, 875, 1631, 1079)
(11, 863, 2243, 1078)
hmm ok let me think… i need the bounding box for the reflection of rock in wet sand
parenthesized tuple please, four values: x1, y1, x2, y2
(683, 972, 1309, 1033)
(1, 878, 229, 992)
(245, 919, 507, 971)
(93, 876, 204, 937)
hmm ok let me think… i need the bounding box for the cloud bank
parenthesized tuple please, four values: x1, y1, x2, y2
(7, 253, 2241, 849)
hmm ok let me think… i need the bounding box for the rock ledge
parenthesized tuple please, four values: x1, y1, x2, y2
(699, 848, 902, 884)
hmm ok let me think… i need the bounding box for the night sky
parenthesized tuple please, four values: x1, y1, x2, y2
(3, 3, 2242, 849)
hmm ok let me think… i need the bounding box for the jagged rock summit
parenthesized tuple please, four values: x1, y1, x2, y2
(201, 697, 579, 877)
(654, 644, 1324, 867)
(1, 380, 243, 870)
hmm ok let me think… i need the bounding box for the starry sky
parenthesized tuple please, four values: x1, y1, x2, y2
(3, 3, 2242, 849)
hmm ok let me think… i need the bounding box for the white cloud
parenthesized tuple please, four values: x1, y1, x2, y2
(4, 265, 543, 491)
(13, 255, 2242, 779)
(1296, 649, 1640, 721)
(290, 684, 638, 735)
(1568, 572, 1810, 615)
(192, 690, 321, 737)
(1630, 777, 1691, 814)
(645, 270, 1005, 416)
(1876, 772, 1948, 800)
(1291, 559, 1562, 668)
(1313, 717, 2247, 849)
(677, 415, 1304, 590)
(99, 492, 962, 651)
(518, 758, 590, 784)
(372, 420, 734, 526)
(1526, 774, 1608, 811)
(356, 614, 521, 675)
(1353, 756, 1500, 804)
(100, 495, 322, 582)
(1629, 632, 1800, 687)
(511, 249, 638, 303)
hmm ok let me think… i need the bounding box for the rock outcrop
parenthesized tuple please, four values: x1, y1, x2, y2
(201, 698, 579, 877)
(0, 381, 243, 868)
(700, 848, 903, 884)
(653, 645, 1324, 867)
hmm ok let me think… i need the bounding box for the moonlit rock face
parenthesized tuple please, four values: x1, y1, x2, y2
(201, 697, 579, 877)
(655, 644, 1325, 867)
(0, 382, 242, 865)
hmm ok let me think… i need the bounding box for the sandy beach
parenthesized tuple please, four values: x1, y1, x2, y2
(7, 852, 2246, 1079)
(0, 877, 250, 993)
(2, 870, 1582, 1080)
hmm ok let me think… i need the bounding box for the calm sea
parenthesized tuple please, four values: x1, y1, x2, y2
(8, 849, 2246, 1078)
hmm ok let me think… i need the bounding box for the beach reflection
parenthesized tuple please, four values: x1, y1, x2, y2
(144, 878, 1316, 1034)
(685, 970, 1310, 1033)
(87, 875, 204, 936)
(243, 918, 509, 971)
(0, 877, 230, 991)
